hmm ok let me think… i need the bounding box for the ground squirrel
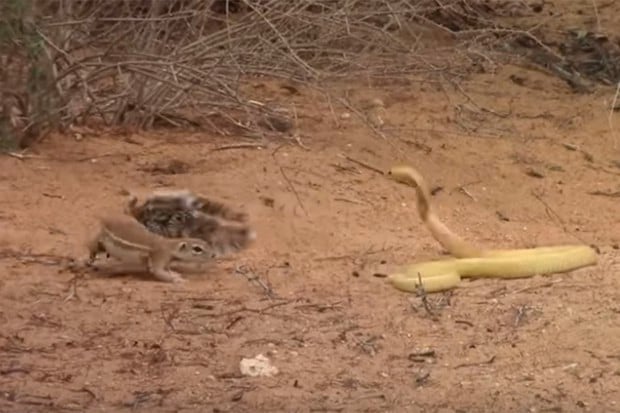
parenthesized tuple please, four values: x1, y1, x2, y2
(86, 214, 216, 283)
(126, 189, 256, 255)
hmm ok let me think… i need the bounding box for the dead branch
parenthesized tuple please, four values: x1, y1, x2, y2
(2, 0, 617, 148)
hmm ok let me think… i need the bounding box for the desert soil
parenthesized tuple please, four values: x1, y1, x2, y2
(2, 8, 620, 413)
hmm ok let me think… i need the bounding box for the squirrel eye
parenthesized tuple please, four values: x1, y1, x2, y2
(192, 245, 204, 253)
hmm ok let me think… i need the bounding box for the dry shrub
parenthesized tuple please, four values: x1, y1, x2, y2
(0, 0, 618, 149)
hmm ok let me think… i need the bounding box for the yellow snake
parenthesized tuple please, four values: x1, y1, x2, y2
(386, 165, 598, 293)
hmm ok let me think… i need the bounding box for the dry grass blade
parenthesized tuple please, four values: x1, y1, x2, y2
(2, 0, 618, 149)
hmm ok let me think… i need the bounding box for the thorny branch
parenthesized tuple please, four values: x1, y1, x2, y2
(1, 0, 618, 149)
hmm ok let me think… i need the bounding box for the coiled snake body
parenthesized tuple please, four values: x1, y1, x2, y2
(386, 166, 598, 293)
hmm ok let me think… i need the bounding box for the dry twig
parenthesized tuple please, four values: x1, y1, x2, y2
(3, 0, 615, 148)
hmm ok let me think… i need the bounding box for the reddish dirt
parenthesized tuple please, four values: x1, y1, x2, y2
(2, 14, 620, 413)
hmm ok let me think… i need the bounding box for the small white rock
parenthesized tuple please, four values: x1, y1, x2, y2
(240, 354, 279, 377)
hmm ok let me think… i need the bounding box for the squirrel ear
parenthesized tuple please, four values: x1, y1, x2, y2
(125, 194, 139, 213)
(177, 242, 188, 252)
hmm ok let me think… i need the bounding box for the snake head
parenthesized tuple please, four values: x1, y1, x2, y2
(387, 165, 421, 188)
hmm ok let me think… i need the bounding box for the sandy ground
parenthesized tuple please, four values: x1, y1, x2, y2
(1, 6, 620, 413)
